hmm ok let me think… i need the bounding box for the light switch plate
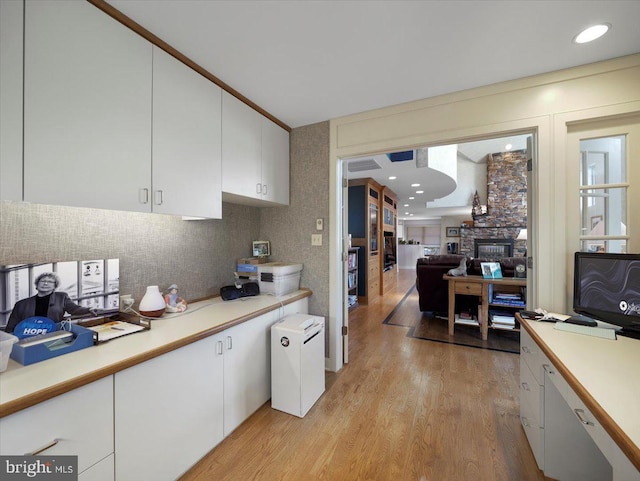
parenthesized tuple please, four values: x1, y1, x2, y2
(312, 234, 322, 246)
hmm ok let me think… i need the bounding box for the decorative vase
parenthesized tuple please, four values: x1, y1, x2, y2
(139, 285, 166, 318)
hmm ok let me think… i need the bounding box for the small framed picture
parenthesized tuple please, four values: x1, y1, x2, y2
(590, 215, 603, 231)
(481, 262, 503, 279)
(446, 227, 460, 237)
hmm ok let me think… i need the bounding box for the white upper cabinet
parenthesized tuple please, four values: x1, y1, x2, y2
(0, 0, 23, 202)
(23, 0, 153, 212)
(222, 91, 290, 206)
(222, 91, 263, 200)
(261, 116, 290, 205)
(152, 47, 222, 218)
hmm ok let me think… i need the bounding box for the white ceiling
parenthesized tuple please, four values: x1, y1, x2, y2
(106, 0, 640, 129)
(347, 134, 530, 221)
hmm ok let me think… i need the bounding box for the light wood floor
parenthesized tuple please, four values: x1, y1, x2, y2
(181, 269, 544, 481)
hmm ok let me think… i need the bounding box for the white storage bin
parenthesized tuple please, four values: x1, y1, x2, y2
(0, 331, 18, 372)
(258, 263, 303, 296)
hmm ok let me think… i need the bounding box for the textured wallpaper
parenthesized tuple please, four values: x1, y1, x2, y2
(261, 121, 330, 320)
(0, 201, 260, 306)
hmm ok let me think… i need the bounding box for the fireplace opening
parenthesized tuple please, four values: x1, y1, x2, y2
(474, 239, 514, 259)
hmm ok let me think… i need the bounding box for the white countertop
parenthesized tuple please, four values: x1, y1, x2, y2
(0, 290, 310, 417)
(522, 319, 640, 470)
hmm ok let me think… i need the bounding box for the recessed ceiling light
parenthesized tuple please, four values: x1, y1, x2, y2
(405, 212, 409, 215)
(403, 204, 409, 207)
(388, 176, 397, 180)
(574, 24, 610, 44)
(409, 197, 415, 200)
(416, 190, 424, 194)
(411, 183, 420, 187)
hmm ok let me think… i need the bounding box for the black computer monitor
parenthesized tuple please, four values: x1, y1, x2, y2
(573, 252, 640, 337)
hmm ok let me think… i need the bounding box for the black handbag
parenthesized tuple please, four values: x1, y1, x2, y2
(220, 282, 260, 301)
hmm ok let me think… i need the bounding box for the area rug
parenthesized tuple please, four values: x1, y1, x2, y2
(383, 285, 520, 354)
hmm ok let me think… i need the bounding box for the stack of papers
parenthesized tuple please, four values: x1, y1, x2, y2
(85, 320, 146, 342)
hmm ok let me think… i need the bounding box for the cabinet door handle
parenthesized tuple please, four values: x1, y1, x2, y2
(521, 346, 531, 354)
(256, 183, 262, 194)
(574, 408, 594, 426)
(262, 184, 267, 195)
(226, 335, 232, 350)
(542, 364, 555, 374)
(154, 190, 163, 205)
(26, 438, 59, 456)
(521, 382, 530, 391)
(139, 188, 149, 204)
(217, 340, 223, 356)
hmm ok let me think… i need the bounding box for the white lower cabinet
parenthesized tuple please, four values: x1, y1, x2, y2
(544, 367, 612, 481)
(519, 328, 545, 469)
(114, 335, 224, 481)
(223, 310, 277, 436)
(79, 454, 114, 481)
(114, 298, 309, 480)
(521, 327, 640, 481)
(0, 376, 114, 477)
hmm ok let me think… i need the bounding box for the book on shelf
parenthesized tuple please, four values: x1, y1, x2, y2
(454, 314, 479, 326)
(489, 310, 517, 329)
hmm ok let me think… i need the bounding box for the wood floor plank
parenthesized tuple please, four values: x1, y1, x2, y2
(180, 269, 544, 481)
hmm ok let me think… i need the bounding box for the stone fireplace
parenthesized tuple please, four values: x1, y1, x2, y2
(460, 150, 527, 257)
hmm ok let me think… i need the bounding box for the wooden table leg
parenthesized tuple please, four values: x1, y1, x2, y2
(448, 279, 455, 336)
(480, 283, 489, 340)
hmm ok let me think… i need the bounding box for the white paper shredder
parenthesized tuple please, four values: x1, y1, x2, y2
(271, 314, 325, 417)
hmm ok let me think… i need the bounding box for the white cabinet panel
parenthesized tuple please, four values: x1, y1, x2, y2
(152, 47, 222, 218)
(223, 310, 277, 436)
(222, 91, 262, 200)
(544, 369, 612, 481)
(78, 454, 114, 481)
(222, 91, 290, 206)
(0, 0, 23, 201)
(23, 0, 152, 212)
(0, 377, 114, 474)
(280, 297, 309, 318)
(115, 335, 224, 481)
(261, 117, 290, 205)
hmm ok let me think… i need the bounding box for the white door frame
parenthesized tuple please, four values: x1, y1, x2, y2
(331, 126, 539, 371)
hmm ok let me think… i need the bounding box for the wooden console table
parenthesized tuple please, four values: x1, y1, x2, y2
(443, 274, 527, 340)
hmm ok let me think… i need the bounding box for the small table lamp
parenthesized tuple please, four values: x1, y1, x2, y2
(517, 228, 528, 257)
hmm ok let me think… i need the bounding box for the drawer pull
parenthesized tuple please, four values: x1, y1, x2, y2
(521, 346, 531, 354)
(521, 382, 530, 391)
(574, 408, 594, 426)
(27, 438, 59, 455)
(542, 364, 555, 375)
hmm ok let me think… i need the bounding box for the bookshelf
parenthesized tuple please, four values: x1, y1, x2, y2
(347, 247, 360, 310)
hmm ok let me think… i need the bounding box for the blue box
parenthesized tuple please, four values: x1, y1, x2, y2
(10, 323, 97, 366)
(237, 263, 258, 273)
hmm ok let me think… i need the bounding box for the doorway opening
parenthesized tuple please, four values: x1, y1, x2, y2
(339, 131, 535, 365)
